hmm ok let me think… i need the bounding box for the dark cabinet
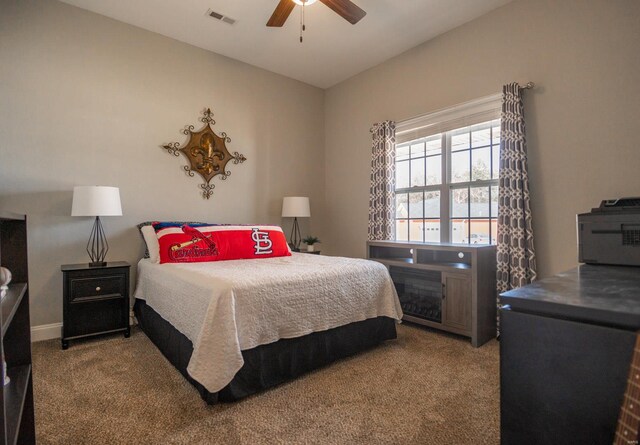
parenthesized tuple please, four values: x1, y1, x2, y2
(500, 265, 640, 445)
(61, 262, 130, 349)
(500, 308, 634, 445)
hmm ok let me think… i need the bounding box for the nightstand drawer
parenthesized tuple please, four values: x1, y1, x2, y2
(70, 275, 126, 302)
(65, 298, 127, 338)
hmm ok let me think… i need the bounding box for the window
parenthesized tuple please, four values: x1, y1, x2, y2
(394, 95, 501, 245)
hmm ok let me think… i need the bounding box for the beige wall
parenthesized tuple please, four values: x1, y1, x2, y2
(323, 0, 640, 279)
(0, 0, 325, 327)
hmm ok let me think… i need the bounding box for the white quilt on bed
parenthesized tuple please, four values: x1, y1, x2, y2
(134, 253, 403, 393)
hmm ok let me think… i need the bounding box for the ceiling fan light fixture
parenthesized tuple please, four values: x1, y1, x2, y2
(267, 0, 366, 29)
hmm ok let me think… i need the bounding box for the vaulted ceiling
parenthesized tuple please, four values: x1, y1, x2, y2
(60, 0, 512, 88)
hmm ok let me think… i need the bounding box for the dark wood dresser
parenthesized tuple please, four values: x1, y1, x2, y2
(61, 262, 130, 349)
(499, 265, 640, 445)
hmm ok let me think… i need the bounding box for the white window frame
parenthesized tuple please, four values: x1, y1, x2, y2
(394, 94, 502, 244)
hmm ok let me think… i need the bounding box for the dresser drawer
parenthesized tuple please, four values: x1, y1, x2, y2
(69, 274, 126, 302)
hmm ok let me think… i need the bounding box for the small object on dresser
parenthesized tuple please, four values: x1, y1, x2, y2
(0, 266, 11, 299)
(302, 236, 321, 252)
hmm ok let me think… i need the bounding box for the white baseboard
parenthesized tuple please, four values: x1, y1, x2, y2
(31, 323, 62, 342)
(31, 311, 136, 343)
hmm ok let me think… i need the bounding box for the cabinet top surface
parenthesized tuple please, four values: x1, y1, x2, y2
(500, 264, 640, 328)
(61, 261, 130, 272)
(0, 211, 26, 221)
(367, 240, 496, 250)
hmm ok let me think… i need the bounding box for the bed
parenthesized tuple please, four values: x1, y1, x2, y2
(133, 252, 403, 403)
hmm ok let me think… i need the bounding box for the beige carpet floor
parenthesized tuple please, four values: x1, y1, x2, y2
(32, 324, 499, 444)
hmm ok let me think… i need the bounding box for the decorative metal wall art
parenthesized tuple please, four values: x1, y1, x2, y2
(163, 108, 246, 199)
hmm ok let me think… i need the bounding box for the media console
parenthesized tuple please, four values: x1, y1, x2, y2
(367, 240, 497, 347)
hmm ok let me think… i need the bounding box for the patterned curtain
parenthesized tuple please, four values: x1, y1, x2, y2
(368, 121, 396, 240)
(496, 83, 537, 323)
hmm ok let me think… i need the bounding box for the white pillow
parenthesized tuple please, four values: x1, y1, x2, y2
(141, 225, 160, 263)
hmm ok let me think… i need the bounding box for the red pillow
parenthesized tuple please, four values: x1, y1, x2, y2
(154, 224, 291, 264)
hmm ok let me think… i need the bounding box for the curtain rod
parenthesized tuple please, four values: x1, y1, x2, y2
(519, 82, 535, 90)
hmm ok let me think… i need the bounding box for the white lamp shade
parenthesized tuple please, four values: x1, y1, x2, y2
(282, 197, 310, 218)
(71, 186, 122, 217)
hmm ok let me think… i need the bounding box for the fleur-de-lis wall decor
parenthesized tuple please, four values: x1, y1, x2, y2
(162, 108, 247, 199)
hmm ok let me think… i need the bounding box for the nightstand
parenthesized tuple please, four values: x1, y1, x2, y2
(61, 261, 130, 349)
(300, 250, 320, 255)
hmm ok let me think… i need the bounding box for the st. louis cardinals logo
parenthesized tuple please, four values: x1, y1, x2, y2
(168, 225, 218, 262)
(251, 228, 273, 255)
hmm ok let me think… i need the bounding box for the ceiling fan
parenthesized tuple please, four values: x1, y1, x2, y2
(266, 0, 366, 28)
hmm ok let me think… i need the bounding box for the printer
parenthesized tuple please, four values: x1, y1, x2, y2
(578, 197, 640, 266)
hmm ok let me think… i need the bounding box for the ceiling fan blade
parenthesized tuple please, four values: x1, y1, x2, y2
(267, 0, 296, 27)
(320, 0, 366, 25)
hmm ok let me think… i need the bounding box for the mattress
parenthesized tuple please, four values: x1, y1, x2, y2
(134, 253, 403, 393)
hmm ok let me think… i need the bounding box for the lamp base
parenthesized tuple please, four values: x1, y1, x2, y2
(86, 216, 109, 267)
(89, 261, 107, 268)
(290, 217, 302, 251)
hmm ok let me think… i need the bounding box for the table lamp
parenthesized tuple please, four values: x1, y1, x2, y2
(282, 197, 310, 252)
(72, 186, 122, 267)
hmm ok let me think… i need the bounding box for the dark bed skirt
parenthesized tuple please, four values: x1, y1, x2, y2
(133, 298, 397, 404)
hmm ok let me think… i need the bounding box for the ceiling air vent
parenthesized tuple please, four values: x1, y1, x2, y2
(206, 9, 236, 25)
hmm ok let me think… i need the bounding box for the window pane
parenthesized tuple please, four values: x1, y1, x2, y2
(396, 193, 408, 218)
(426, 135, 442, 155)
(451, 130, 470, 152)
(397, 144, 410, 161)
(409, 219, 424, 242)
(396, 220, 408, 241)
(471, 147, 491, 181)
(451, 219, 467, 243)
(492, 123, 501, 146)
(492, 146, 500, 179)
(469, 220, 491, 245)
(471, 126, 491, 148)
(491, 186, 498, 218)
(490, 218, 498, 244)
(470, 186, 490, 217)
(409, 192, 424, 218)
(451, 188, 469, 218)
(410, 158, 425, 187)
(396, 160, 409, 189)
(451, 150, 470, 183)
(426, 155, 442, 185)
(424, 219, 440, 243)
(424, 191, 440, 218)
(410, 142, 425, 158)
